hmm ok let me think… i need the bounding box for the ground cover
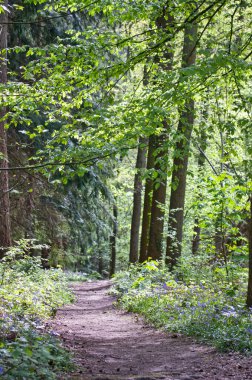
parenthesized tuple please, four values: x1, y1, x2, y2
(112, 260, 252, 353)
(0, 241, 74, 379)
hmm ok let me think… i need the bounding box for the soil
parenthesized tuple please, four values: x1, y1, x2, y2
(53, 280, 252, 380)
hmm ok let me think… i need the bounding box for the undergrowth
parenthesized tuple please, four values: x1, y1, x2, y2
(0, 240, 74, 379)
(112, 258, 252, 353)
(64, 270, 102, 282)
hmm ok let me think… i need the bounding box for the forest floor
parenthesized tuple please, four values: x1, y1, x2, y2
(52, 280, 252, 380)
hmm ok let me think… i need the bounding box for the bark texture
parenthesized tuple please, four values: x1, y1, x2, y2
(0, 1, 11, 258)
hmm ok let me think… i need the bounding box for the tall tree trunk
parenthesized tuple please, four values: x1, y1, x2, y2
(0, 1, 11, 258)
(214, 130, 228, 261)
(246, 195, 252, 307)
(192, 122, 207, 255)
(166, 20, 197, 269)
(139, 136, 155, 262)
(148, 122, 169, 260)
(129, 137, 147, 263)
(109, 203, 117, 277)
(147, 8, 173, 261)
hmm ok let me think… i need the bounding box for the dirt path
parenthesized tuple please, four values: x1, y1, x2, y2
(53, 281, 251, 380)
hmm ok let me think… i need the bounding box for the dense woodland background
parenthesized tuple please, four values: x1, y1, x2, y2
(1, 1, 252, 377)
(0, 1, 252, 297)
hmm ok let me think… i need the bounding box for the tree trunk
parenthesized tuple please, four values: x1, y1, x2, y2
(147, 8, 174, 261)
(139, 136, 155, 262)
(192, 125, 207, 254)
(98, 252, 103, 276)
(246, 195, 252, 307)
(0, 1, 11, 258)
(166, 20, 197, 269)
(148, 123, 169, 260)
(129, 137, 147, 263)
(96, 226, 103, 276)
(109, 203, 117, 277)
(192, 219, 200, 255)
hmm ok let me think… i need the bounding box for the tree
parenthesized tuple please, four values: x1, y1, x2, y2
(110, 202, 117, 277)
(1, 0, 251, 291)
(147, 123, 169, 260)
(192, 120, 208, 255)
(1, 1, 116, 273)
(0, 1, 11, 257)
(139, 136, 155, 263)
(129, 137, 147, 263)
(166, 17, 197, 269)
(245, 113, 252, 306)
(147, 8, 174, 260)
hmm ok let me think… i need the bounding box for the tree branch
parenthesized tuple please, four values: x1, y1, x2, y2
(0, 1, 99, 25)
(0, 144, 143, 172)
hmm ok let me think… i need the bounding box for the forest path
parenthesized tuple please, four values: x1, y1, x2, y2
(53, 280, 251, 380)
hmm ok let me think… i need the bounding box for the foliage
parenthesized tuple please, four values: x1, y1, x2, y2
(0, 240, 74, 379)
(1, 0, 251, 275)
(0, 324, 72, 380)
(3, 1, 116, 275)
(112, 260, 252, 353)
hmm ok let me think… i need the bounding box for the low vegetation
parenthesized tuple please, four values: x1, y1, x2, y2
(0, 240, 74, 379)
(112, 259, 252, 353)
(64, 270, 102, 282)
